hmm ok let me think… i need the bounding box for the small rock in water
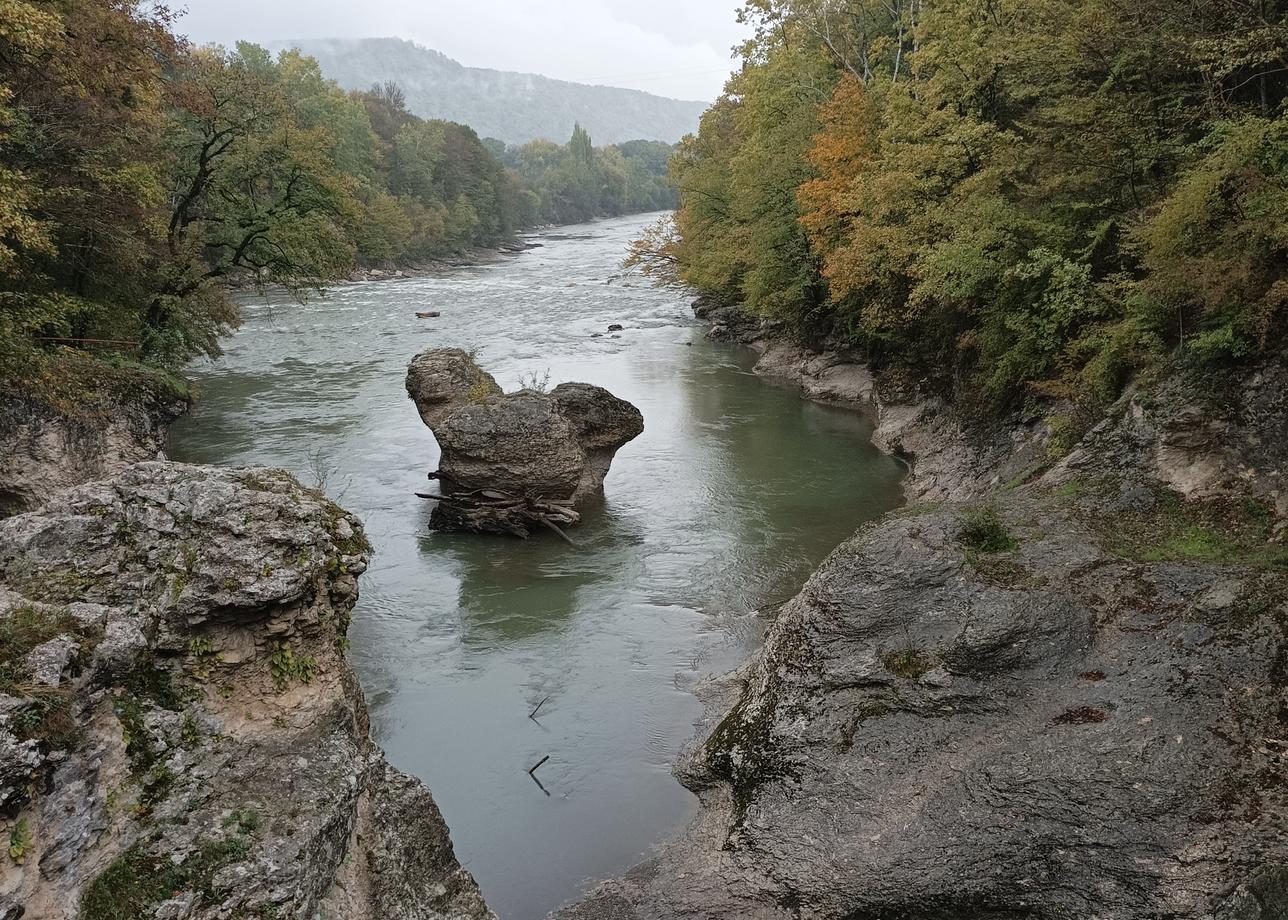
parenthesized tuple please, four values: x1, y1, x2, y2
(607, 324, 624, 332)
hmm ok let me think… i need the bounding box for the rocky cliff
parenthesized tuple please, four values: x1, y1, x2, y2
(0, 463, 493, 920)
(0, 365, 190, 518)
(554, 309, 1288, 919)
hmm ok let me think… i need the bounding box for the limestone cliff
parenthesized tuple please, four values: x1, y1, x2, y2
(553, 311, 1288, 919)
(0, 365, 190, 518)
(0, 463, 493, 920)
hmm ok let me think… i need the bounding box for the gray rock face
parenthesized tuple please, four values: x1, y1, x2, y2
(692, 295, 761, 346)
(405, 349, 644, 533)
(437, 393, 588, 499)
(0, 463, 493, 920)
(1054, 363, 1288, 527)
(557, 310, 1288, 919)
(0, 377, 188, 518)
(405, 348, 504, 429)
(562, 487, 1287, 920)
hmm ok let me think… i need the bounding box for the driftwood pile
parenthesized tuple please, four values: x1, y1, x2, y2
(416, 475, 580, 543)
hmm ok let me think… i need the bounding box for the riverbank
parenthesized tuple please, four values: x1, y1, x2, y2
(345, 239, 545, 283)
(0, 463, 494, 919)
(9, 223, 1282, 918)
(555, 302, 1288, 919)
(165, 213, 906, 918)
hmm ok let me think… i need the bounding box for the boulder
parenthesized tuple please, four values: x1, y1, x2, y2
(0, 462, 494, 920)
(405, 350, 643, 536)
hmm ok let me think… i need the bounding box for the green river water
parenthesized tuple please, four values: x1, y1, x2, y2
(168, 212, 904, 919)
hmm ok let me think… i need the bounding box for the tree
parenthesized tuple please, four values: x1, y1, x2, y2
(149, 44, 358, 364)
(0, 0, 178, 374)
(664, 0, 1288, 410)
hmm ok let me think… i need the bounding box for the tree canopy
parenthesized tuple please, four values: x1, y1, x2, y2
(0, 3, 676, 394)
(648, 0, 1288, 413)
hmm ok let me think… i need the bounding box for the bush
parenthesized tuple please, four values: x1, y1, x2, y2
(956, 507, 1018, 554)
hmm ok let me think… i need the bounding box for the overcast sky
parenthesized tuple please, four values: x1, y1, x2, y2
(174, 1, 749, 101)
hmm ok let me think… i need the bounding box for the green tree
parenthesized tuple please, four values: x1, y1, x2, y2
(666, 0, 1288, 410)
(153, 44, 358, 365)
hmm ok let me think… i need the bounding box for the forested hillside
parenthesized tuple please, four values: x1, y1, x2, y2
(636, 0, 1287, 423)
(270, 38, 708, 146)
(0, 2, 675, 397)
(502, 131, 678, 225)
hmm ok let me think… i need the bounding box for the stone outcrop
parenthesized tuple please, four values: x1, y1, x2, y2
(406, 348, 504, 430)
(405, 349, 644, 535)
(0, 371, 189, 518)
(0, 462, 493, 920)
(553, 312, 1288, 919)
(561, 479, 1288, 919)
(1054, 363, 1288, 528)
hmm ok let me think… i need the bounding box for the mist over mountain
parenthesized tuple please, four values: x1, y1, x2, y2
(268, 37, 709, 146)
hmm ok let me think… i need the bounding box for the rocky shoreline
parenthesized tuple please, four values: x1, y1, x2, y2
(0, 463, 494, 920)
(2, 296, 1284, 920)
(346, 240, 544, 284)
(554, 303, 1288, 919)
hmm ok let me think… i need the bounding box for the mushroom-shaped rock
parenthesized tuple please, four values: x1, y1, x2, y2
(405, 348, 503, 429)
(405, 351, 644, 536)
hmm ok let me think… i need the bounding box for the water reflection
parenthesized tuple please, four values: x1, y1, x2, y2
(435, 534, 613, 645)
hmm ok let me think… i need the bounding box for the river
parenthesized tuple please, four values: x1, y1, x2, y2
(168, 212, 904, 919)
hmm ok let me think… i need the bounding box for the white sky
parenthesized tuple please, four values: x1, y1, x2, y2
(174, 1, 750, 101)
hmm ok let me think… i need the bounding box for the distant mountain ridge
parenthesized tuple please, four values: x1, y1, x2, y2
(268, 37, 709, 146)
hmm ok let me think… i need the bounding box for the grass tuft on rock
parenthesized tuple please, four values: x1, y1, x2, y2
(1102, 492, 1288, 571)
(0, 603, 100, 749)
(956, 507, 1018, 555)
(881, 645, 933, 680)
(78, 834, 250, 920)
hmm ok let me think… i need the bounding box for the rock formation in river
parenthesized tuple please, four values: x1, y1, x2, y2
(0, 462, 494, 920)
(553, 308, 1288, 920)
(405, 348, 644, 536)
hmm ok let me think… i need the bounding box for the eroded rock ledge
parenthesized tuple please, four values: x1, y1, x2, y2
(0, 462, 493, 920)
(0, 369, 190, 519)
(553, 310, 1288, 918)
(406, 348, 644, 536)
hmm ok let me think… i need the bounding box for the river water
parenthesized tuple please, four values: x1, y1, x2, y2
(168, 212, 904, 919)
